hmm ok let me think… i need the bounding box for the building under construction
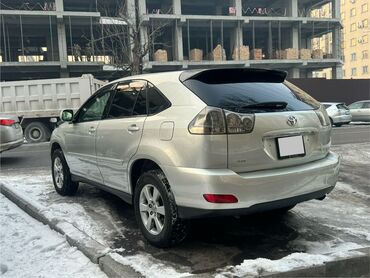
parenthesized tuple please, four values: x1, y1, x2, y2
(0, 0, 343, 81)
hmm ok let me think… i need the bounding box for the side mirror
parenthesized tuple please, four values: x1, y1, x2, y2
(60, 109, 74, 122)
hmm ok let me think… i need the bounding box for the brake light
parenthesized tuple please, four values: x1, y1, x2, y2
(0, 119, 15, 126)
(188, 106, 255, 135)
(203, 194, 238, 203)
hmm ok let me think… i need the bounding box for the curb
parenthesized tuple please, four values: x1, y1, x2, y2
(1, 182, 369, 278)
(0, 183, 141, 278)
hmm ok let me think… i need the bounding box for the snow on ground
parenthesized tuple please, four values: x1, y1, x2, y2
(0, 143, 369, 277)
(0, 194, 107, 278)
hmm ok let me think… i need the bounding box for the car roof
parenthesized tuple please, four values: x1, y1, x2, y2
(321, 102, 344, 105)
(351, 100, 370, 103)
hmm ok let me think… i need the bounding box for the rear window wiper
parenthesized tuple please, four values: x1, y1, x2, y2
(240, 101, 288, 110)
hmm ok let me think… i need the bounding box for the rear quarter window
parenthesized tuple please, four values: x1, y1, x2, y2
(182, 79, 320, 113)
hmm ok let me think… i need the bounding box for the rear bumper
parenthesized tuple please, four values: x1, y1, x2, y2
(163, 152, 340, 219)
(0, 138, 24, 153)
(332, 114, 352, 124)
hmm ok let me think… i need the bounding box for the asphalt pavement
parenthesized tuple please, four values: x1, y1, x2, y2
(0, 124, 369, 171)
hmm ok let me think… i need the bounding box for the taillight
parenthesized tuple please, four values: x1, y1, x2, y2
(224, 110, 255, 134)
(188, 106, 255, 135)
(203, 194, 238, 203)
(315, 105, 331, 126)
(0, 119, 15, 126)
(188, 107, 226, 135)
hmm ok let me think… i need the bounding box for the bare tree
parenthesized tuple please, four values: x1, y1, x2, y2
(92, 0, 171, 76)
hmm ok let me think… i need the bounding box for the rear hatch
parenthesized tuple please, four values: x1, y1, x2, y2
(336, 103, 351, 116)
(0, 114, 23, 144)
(182, 68, 331, 173)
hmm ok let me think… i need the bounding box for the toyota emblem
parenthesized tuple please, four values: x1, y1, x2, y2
(287, 116, 298, 127)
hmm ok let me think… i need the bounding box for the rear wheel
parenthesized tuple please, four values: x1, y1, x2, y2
(24, 122, 51, 143)
(134, 169, 188, 247)
(51, 149, 79, 196)
(334, 123, 342, 127)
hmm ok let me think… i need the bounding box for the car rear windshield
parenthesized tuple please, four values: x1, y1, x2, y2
(336, 104, 349, 110)
(182, 79, 321, 113)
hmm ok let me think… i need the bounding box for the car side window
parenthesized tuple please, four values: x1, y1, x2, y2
(107, 80, 147, 118)
(349, 102, 363, 109)
(362, 102, 370, 109)
(147, 84, 171, 115)
(76, 87, 113, 123)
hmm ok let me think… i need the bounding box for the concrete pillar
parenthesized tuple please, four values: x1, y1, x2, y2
(234, 0, 243, 17)
(332, 0, 340, 18)
(55, 0, 64, 12)
(305, 69, 313, 78)
(332, 65, 343, 79)
(138, 0, 146, 15)
(57, 23, 68, 67)
(60, 69, 69, 78)
(332, 26, 341, 59)
(288, 0, 298, 17)
(174, 21, 183, 61)
(292, 24, 299, 49)
(289, 67, 300, 78)
(173, 0, 181, 14)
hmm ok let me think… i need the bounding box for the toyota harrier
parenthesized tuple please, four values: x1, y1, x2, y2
(50, 68, 340, 247)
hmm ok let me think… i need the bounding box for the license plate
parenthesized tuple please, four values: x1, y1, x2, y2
(276, 135, 305, 159)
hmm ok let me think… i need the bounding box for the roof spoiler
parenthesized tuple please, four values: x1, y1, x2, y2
(179, 68, 287, 84)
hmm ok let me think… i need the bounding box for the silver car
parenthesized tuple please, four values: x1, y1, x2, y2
(50, 68, 340, 247)
(0, 114, 24, 153)
(322, 102, 352, 127)
(348, 100, 370, 122)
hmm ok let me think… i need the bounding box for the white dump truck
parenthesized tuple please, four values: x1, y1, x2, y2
(0, 74, 106, 143)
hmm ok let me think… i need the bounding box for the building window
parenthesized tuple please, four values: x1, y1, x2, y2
(350, 23, 356, 32)
(362, 35, 369, 44)
(363, 19, 369, 28)
(351, 53, 357, 61)
(343, 69, 346, 77)
(363, 50, 369, 60)
(350, 8, 356, 17)
(351, 38, 357, 46)
(351, 68, 357, 76)
(340, 12, 345, 19)
(362, 3, 368, 13)
(363, 66, 369, 74)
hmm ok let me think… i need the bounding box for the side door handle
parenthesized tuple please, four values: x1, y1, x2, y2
(88, 127, 96, 135)
(127, 124, 140, 132)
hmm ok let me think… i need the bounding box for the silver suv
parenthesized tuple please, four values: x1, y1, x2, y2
(50, 68, 340, 247)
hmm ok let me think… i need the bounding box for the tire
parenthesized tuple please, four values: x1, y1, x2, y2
(51, 149, 79, 196)
(334, 123, 342, 127)
(134, 169, 188, 248)
(24, 122, 51, 143)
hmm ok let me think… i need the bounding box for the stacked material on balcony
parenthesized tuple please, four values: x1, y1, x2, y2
(251, 49, 263, 60)
(210, 44, 226, 61)
(190, 48, 203, 61)
(312, 49, 324, 59)
(232, 45, 250, 60)
(154, 49, 168, 62)
(276, 48, 299, 59)
(300, 49, 312, 59)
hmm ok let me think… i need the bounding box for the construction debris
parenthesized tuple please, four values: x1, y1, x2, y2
(251, 49, 263, 60)
(190, 48, 203, 61)
(300, 49, 312, 59)
(154, 49, 168, 62)
(232, 45, 250, 60)
(312, 49, 324, 59)
(210, 44, 226, 61)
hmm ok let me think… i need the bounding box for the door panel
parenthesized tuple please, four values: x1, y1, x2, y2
(64, 121, 102, 183)
(96, 117, 145, 191)
(96, 80, 148, 191)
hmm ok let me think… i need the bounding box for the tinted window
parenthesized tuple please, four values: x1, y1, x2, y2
(107, 81, 147, 118)
(147, 85, 171, 115)
(182, 80, 320, 113)
(337, 104, 349, 110)
(362, 102, 370, 109)
(323, 104, 332, 109)
(349, 102, 363, 109)
(77, 89, 112, 122)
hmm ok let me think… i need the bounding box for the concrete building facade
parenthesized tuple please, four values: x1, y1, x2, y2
(0, 0, 344, 81)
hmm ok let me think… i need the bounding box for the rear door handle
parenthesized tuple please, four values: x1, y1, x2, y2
(88, 127, 96, 135)
(128, 124, 140, 132)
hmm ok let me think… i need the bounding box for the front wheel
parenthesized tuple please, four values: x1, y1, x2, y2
(52, 149, 79, 196)
(134, 170, 188, 248)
